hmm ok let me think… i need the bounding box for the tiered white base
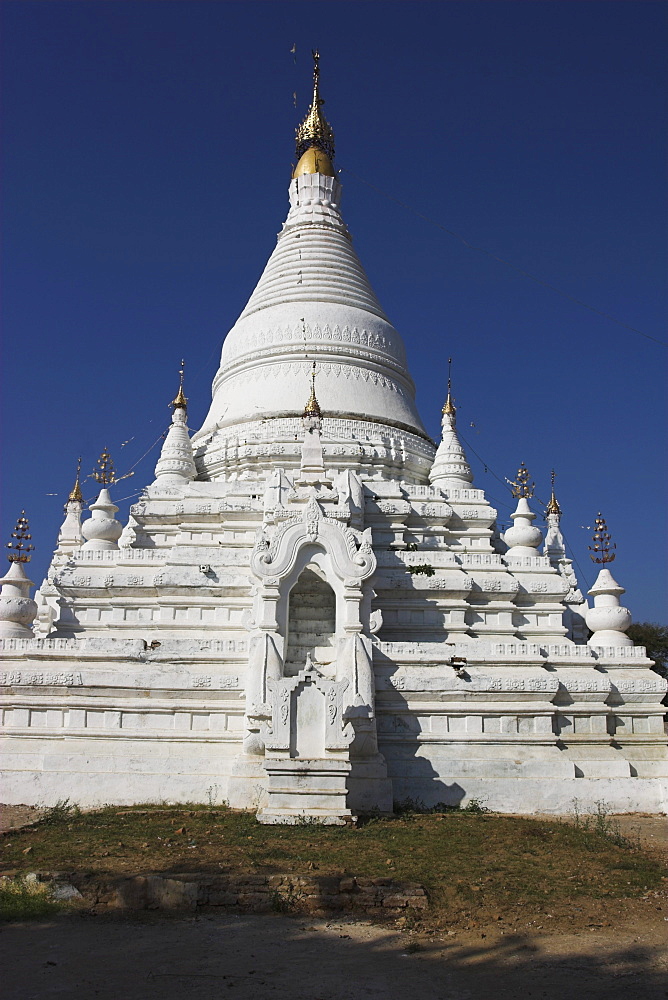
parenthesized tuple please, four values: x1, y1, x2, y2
(257, 758, 354, 825)
(1, 733, 666, 814)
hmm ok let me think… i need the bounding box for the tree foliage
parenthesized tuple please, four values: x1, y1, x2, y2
(626, 622, 668, 678)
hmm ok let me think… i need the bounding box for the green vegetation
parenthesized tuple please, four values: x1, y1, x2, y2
(627, 622, 668, 678)
(0, 875, 63, 922)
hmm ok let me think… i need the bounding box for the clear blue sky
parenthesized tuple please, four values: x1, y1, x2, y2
(2, 1, 666, 622)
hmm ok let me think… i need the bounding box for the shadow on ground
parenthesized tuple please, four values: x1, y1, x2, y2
(1, 910, 665, 1000)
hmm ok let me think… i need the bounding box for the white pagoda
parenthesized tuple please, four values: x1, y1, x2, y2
(1, 56, 666, 820)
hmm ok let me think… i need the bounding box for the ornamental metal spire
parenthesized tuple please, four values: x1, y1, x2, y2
(303, 362, 322, 419)
(442, 357, 456, 416)
(68, 457, 84, 504)
(545, 469, 562, 517)
(295, 50, 335, 161)
(6, 511, 34, 563)
(172, 359, 187, 410)
(508, 462, 535, 499)
(589, 513, 616, 564)
(90, 449, 134, 486)
(92, 449, 117, 486)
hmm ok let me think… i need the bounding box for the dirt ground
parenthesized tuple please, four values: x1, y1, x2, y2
(0, 805, 44, 833)
(2, 909, 667, 1000)
(2, 807, 667, 998)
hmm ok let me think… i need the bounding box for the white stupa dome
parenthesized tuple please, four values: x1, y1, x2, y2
(191, 75, 434, 483)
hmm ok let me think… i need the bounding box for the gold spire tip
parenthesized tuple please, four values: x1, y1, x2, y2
(6, 511, 34, 563)
(68, 457, 84, 503)
(545, 469, 562, 517)
(442, 356, 456, 415)
(303, 361, 322, 418)
(172, 359, 187, 409)
(294, 49, 335, 172)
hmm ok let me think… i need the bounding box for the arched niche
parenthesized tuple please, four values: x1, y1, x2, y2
(284, 566, 336, 677)
(270, 544, 358, 644)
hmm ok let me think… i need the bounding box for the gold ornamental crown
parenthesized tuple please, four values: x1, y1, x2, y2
(508, 462, 535, 499)
(303, 362, 322, 418)
(545, 470, 562, 517)
(295, 50, 335, 162)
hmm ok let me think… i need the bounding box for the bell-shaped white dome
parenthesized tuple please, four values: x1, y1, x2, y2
(192, 172, 434, 482)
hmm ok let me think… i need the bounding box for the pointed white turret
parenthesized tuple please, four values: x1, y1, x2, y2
(503, 463, 543, 555)
(81, 451, 123, 550)
(543, 472, 565, 563)
(585, 515, 632, 646)
(542, 472, 587, 641)
(0, 513, 37, 638)
(154, 364, 197, 484)
(429, 363, 473, 489)
(56, 459, 85, 551)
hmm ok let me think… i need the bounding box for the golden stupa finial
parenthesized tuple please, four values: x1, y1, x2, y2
(303, 361, 322, 418)
(589, 513, 616, 564)
(545, 469, 562, 517)
(508, 462, 535, 499)
(294, 50, 335, 176)
(442, 357, 456, 415)
(6, 511, 34, 564)
(68, 457, 84, 503)
(172, 359, 187, 409)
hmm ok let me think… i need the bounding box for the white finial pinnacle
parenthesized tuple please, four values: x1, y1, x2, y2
(429, 362, 473, 488)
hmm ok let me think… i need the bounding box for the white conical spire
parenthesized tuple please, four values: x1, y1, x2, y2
(429, 361, 473, 488)
(0, 512, 37, 638)
(543, 471, 566, 563)
(56, 459, 85, 551)
(154, 364, 197, 484)
(541, 472, 587, 641)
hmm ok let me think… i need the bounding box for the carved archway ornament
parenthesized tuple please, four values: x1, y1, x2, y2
(244, 487, 378, 763)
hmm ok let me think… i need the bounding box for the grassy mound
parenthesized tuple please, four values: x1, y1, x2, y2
(1, 803, 664, 930)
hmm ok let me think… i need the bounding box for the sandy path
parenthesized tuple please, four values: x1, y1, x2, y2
(1, 911, 667, 1000)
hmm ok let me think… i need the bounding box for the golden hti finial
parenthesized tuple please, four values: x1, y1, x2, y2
(68, 457, 84, 503)
(6, 511, 34, 564)
(508, 462, 535, 499)
(303, 361, 322, 418)
(172, 359, 187, 410)
(545, 469, 562, 517)
(293, 50, 335, 177)
(442, 357, 456, 415)
(589, 513, 616, 564)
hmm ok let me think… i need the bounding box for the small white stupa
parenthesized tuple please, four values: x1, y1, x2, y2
(0, 513, 37, 639)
